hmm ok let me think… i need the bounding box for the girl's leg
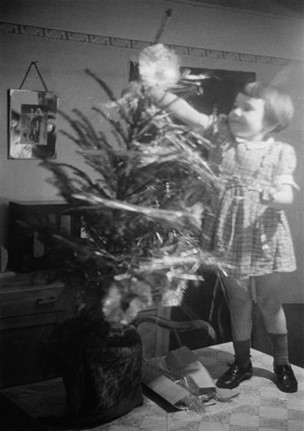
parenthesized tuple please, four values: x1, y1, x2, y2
(255, 273, 298, 393)
(224, 276, 253, 341)
(255, 273, 287, 335)
(255, 273, 288, 362)
(224, 277, 253, 368)
(216, 277, 253, 397)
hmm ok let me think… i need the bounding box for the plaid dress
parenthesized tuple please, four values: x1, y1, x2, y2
(201, 132, 297, 279)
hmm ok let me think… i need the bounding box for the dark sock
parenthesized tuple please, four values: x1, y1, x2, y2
(233, 339, 251, 368)
(268, 332, 289, 366)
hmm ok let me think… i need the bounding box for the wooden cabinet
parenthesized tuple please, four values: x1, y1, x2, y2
(8, 200, 81, 272)
(0, 273, 72, 389)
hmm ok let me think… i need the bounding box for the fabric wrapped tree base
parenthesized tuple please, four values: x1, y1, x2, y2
(47, 309, 143, 429)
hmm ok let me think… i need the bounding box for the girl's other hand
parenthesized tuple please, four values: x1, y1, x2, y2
(260, 184, 294, 208)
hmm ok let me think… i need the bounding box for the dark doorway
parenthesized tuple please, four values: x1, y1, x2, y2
(179, 67, 256, 115)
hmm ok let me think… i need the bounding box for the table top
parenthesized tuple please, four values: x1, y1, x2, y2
(1, 342, 304, 430)
(99, 342, 304, 431)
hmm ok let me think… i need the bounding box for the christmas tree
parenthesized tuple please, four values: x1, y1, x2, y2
(41, 44, 224, 326)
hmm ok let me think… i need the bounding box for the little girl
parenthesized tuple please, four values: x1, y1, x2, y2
(146, 77, 298, 396)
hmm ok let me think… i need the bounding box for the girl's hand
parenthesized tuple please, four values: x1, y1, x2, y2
(138, 44, 180, 90)
(260, 184, 294, 208)
(139, 44, 211, 129)
(260, 188, 276, 205)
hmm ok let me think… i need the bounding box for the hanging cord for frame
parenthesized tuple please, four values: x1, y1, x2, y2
(19, 61, 49, 92)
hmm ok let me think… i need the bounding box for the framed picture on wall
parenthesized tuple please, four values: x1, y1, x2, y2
(8, 89, 58, 159)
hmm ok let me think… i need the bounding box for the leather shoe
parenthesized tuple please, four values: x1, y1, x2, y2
(274, 363, 298, 393)
(216, 360, 253, 398)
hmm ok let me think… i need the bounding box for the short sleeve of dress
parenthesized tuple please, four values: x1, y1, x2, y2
(273, 143, 299, 189)
(207, 115, 232, 170)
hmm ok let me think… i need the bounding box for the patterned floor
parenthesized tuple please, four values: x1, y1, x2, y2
(85, 343, 304, 431)
(2, 342, 304, 430)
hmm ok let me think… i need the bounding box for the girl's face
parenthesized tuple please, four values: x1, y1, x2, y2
(228, 93, 271, 141)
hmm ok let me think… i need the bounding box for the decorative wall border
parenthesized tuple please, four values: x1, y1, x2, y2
(0, 21, 303, 66)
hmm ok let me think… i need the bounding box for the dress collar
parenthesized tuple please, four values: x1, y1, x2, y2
(235, 136, 274, 149)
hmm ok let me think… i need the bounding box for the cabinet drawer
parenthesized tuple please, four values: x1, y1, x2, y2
(0, 277, 72, 388)
(0, 322, 61, 388)
(0, 310, 66, 331)
(0, 282, 67, 320)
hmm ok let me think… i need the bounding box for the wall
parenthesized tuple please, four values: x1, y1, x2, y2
(0, 0, 304, 301)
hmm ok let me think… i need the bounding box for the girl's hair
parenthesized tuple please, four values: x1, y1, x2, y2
(242, 82, 294, 132)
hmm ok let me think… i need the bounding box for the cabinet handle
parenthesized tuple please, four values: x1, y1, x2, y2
(36, 296, 57, 305)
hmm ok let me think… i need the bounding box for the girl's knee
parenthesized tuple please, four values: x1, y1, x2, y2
(257, 294, 282, 315)
(255, 274, 283, 315)
(229, 293, 252, 312)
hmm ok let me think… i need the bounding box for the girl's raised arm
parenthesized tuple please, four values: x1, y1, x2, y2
(148, 87, 213, 130)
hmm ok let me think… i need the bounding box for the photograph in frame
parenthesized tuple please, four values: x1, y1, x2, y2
(8, 89, 58, 159)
